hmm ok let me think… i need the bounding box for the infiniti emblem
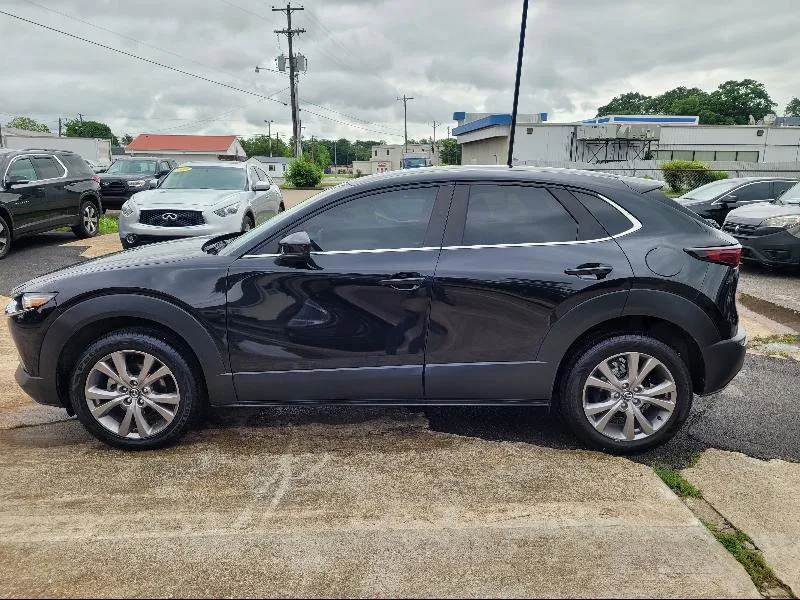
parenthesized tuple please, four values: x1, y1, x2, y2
(161, 213, 178, 221)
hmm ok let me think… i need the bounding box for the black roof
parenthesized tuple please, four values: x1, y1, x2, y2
(345, 166, 665, 194)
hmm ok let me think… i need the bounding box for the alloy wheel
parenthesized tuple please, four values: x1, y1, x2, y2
(0, 221, 7, 254)
(84, 350, 181, 439)
(582, 351, 677, 442)
(84, 203, 99, 235)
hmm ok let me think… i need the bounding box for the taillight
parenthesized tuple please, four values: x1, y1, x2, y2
(685, 245, 742, 267)
(92, 175, 101, 184)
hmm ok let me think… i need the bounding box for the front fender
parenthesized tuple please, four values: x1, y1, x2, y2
(39, 293, 235, 407)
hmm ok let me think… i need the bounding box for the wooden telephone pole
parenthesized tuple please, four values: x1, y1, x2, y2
(273, 3, 305, 158)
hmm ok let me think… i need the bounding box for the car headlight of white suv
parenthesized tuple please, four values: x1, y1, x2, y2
(761, 215, 800, 236)
(213, 203, 240, 217)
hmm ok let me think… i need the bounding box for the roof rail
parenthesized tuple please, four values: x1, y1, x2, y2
(21, 148, 77, 154)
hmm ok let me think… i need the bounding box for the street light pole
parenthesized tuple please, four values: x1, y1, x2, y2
(507, 0, 529, 168)
(264, 120, 274, 157)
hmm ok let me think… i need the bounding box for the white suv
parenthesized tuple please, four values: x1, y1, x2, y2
(119, 161, 283, 248)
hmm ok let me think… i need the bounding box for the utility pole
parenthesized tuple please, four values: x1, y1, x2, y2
(507, 0, 529, 168)
(310, 135, 315, 162)
(264, 119, 274, 156)
(58, 117, 62, 137)
(273, 3, 305, 158)
(432, 121, 438, 151)
(396, 95, 414, 152)
(447, 126, 450, 139)
(333, 140, 337, 166)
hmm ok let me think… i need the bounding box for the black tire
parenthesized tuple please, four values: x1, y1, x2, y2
(559, 334, 692, 454)
(70, 329, 201, 450)
(278, 202, 285, 213)
(242, 213, 255, 232)
(0, 213, 11, 260)
(72, 198, 100, 239)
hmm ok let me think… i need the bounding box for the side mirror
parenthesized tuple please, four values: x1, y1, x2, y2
(149, 179, 159, 189)
(253, 181, 271, 192)
(278, 231, 312, 257)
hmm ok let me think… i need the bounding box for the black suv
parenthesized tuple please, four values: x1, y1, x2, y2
(0, 148, 102, 259)
(675, 177, 797, 225)
(98, 156, 175, 208)
(6, 167, 746, 453)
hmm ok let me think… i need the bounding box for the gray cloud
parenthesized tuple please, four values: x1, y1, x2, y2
(1, 0, 798, 143)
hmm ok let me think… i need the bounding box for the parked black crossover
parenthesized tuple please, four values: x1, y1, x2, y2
(0, 148, 102, 259)
(7, 167, 746, 453)
(98, 156, 175, 208)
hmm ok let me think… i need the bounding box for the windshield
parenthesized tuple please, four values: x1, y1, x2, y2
(403, 158, 428, 168)
(676, 179, 741, 202)
(105, 160, 157, 175)
(160, 166, 246, 190)
(779, 182, 800, 205)
(219, 184, 348, 256)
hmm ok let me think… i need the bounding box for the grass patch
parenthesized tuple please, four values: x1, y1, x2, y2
(750, 333, 800, 345)
(702, 522, 785, 592)
(652, 464, 702, 497)
(99, 216, 118, 235)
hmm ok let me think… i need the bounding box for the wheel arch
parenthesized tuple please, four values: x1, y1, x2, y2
(41, 294, 235, 409)
(0, 205, 14, 235)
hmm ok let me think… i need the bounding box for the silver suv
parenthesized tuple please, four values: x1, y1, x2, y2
(119, 161, 283, 248)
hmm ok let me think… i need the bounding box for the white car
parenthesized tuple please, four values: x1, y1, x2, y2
(119, 161, 283, 248)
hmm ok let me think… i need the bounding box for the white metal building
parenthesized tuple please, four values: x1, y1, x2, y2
(248, 156, 291, 175)
(352, 143, 441, 175)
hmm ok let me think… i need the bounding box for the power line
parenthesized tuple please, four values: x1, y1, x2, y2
(297, 98, 404, 136)
(300, 107, 402, 138)
(0, 9, 290, 106)
(218, 0, 273, 23)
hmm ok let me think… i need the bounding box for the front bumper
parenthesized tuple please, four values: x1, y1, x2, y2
(730, 229, 800, 266)
(15, 364, 62, 408)
(119, 214, 242, 246)
(700, 327, 747, 395)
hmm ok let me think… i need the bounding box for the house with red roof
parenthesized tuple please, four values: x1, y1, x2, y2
(125, 134, 246, 163)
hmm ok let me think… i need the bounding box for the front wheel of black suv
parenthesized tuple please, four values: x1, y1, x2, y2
(72, 199, 100, 239)
(0, 213, 11, 259)
(70, 329, 201, 450)
(559, 334, 693, 454)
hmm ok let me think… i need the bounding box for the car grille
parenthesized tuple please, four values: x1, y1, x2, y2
(139, 210, 205, 227)
(722, 222, 758, 237)
(101, 181, 127, 195)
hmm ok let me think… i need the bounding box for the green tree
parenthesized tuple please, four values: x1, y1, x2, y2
(120, 134, 134, 146)
(785, 97, 800, 117)
(6, 116, 50, 133)
(285, 155, 322, 188)
(240, 134, 292, 158)
(439, 138, 461, 165)
(596, 92, 651, 117)
(708, 79, 776, 125)
(64, 118, 118, 145)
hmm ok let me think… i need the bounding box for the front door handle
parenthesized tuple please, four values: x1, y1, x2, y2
(379, 277, 426, 291)
(564, 263, 613, 279)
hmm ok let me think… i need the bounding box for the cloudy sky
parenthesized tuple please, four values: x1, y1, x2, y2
(2, 0, 799, 143)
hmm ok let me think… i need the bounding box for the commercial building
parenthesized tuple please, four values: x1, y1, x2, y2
(453, 111, 800, 166)
(352, 143, 440, 175)
(125, 134, 246, 163)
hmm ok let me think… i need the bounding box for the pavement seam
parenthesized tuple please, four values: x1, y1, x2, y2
(655, 462, 796, 599)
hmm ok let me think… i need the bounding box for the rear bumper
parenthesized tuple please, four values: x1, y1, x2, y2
(15, 364, 62, 407)
(732, 229, 800, 266)
(700, 327, 747, 395)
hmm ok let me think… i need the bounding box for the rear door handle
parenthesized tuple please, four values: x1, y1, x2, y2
(564, 263, 613, 279)
(379, 277, 426, 291)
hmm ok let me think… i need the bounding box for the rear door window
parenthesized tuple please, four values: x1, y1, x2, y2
(463, 184, 578, 245)
(735, 182, 772, 202)
(31, 156, 64, 180)
(773, 181, 796, 198)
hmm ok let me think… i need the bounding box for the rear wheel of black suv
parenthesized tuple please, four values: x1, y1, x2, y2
(559, 335, 692, 454)
(72, 199, 100, 239)
(70, 329, 200, 450)
(0, 214, 11, 259)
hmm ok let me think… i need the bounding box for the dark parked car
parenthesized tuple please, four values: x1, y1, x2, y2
(722, 180, 800, 266)
(0, 148, 102, 259)
(98, 157, 176, 208)
(6, 167, 746, 453)
(676, 177, 797, 225)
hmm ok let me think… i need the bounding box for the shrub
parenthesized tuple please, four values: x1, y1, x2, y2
(661, 160, 728, 192)
(285, 155, 323, 188)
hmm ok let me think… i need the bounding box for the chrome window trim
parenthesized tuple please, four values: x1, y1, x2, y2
(241, 192, 641, 258)
(3, 153, 68, 184)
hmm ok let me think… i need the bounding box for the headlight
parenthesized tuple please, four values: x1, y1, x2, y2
(5, 293, 57, 317)
(121, 202, 135, 217)
(760, 215, 800, 228)
(127, 179, 147, 187)
(213, 203, 240, 217)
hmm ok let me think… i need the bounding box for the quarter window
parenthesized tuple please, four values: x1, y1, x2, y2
(774, 181, 796, 197)
(292, 187, 437, 251)
(7, 158, 38, 181)
(571, 191, 633, 236)
(32, 156, 64, 179)
(463, 185, 578, 245)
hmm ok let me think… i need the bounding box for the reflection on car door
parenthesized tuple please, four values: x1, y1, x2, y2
(3, 156, 49, 233)
(225, 184, 452, 403)
(32, 156, 72, 225)
(425, 183, 634, 401)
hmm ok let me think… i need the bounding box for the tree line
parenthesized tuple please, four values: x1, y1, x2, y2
(4, 115, 134, 145)
(597, 79, 800, 124)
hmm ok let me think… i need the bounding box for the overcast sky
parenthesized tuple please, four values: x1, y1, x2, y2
(2, 0, 799, 143)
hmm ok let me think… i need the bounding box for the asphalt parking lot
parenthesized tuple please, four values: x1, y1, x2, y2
(0, 200, 798, 597)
